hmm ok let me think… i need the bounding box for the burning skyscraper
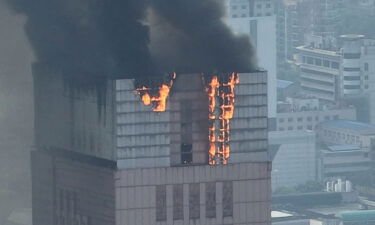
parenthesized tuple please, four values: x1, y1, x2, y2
(115, 71, 271, 225)
(7, 0, 271, 224)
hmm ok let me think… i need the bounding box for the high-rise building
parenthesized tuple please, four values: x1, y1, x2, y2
(31, 65, 117, 225)
(115, 72, 271, 225)
(275, 0, 312, 71)
(226, 0, 277, 126)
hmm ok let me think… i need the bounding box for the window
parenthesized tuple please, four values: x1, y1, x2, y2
(266, 3, 271, 8)
(288, 126, 293, 130)
(173, 185, 184, 220)
(241, 5, 247, 9)
(297, 117, 303, 122)
(232, 14, 238, 18)
(315, 116, 319, 121)
(266, 12, 271, 16)
(344, 85, 361, 89)
(307, 117, 312, 122)
(343, 67, 360, 72)
(181, 144, 193, 164)
(189, 184, 200, 219)
(288, 118, 293, 122)
(257, 4, 262, 9)
(324, 116, 330, 120)
(315, 58, 322, 66)
(334, 115, 339, 120)
(232, 5, 237, 10)
(343, 53, 361, 59)
(332, 62, 339, 69)
(365, 85, 369, 89)
(279, 127, 285, 131)
(307, 125, 313, 130)
(206, 182, 216, 218)
(306, 57, 314, 64)
(297, 126, 303, 130)
(365, 63, 369, 71)
(323, 60, 330, 67)
(257, 13, 262, 16)
(279, 118, 285, 123)
(365, 75, 369, 80)
(156, 185, 167, 221)
(241, 14, 247, 17)
(344, 76, 360, 81)
(223, 182, 233, 217)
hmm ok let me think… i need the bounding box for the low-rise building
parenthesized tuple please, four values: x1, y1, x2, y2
(269, 131, 316, 191)
(316, 120, 375, 148)
(319, 145, 371, 179)
(277, 98, 356, 132)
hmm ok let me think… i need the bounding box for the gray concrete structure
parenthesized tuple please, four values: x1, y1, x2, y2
(115, 72, 271, 225)
(269, 131, 316, 191)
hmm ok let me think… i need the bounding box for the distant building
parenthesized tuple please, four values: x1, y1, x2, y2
(276, 97, 356, 132)
(269, 131, 316, 191)
(311, 0, 343, 38)
(295, 35, 375, 124)
(275, 0, 312, 72)
(277, 79, 299, 101)
(319, 145, 371, 179)
(316, 120, 375, 148)
(295, 45, 341, 102)
(226, 0, 277, 123)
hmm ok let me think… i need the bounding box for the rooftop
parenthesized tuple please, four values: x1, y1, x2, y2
(320, 120, 375, 135)
(327, 145, 361, 152)
(277, 79, 294, 89)
(341, 210, 375, 222)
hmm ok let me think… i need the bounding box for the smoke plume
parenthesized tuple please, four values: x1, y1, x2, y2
(6, 0, 257, 86)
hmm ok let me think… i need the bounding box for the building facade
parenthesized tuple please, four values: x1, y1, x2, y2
(269, 131, 316, 191)
(226, 0, 277, 123)
(276, 98, 356, 132)
(295, 45, 341, 102)
(115, 72, 271, 225)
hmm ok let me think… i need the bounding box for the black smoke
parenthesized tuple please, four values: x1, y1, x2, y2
(6, 0, 257, 87)
(150, 0, 256, 74)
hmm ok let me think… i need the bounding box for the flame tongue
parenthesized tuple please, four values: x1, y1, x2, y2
(207, 73, 239, 165)
(136, 73, 176, 112)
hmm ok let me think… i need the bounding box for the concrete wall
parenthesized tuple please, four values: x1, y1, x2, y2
(33, 64, 115, 160)
(269, 131, 316, 190)
(115, 162, 271, 225)
(31, 150, 116, 225)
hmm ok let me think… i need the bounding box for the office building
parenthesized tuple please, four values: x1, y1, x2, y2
(316, 120, 375, 148)
(31, 65, 117, 225)
(115, 72, 271, 225)
(226, 0, 277, 123)
(276, 97, 356, 132)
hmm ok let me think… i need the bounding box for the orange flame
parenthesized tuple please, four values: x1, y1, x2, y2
(136, 73, 176, 112)
(206, 73, 239, 165)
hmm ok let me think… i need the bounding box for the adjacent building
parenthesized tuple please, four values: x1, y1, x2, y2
(115, 72, 271, 225)
(269, 131, 316, 191)
(31, 64, 117, 225)
(276, 97, 356, 132)
(295, 45, 341, 102)
(226, 0, 277, 124)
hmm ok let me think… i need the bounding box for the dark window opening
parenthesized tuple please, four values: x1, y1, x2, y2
(181, 144, 193, 164)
